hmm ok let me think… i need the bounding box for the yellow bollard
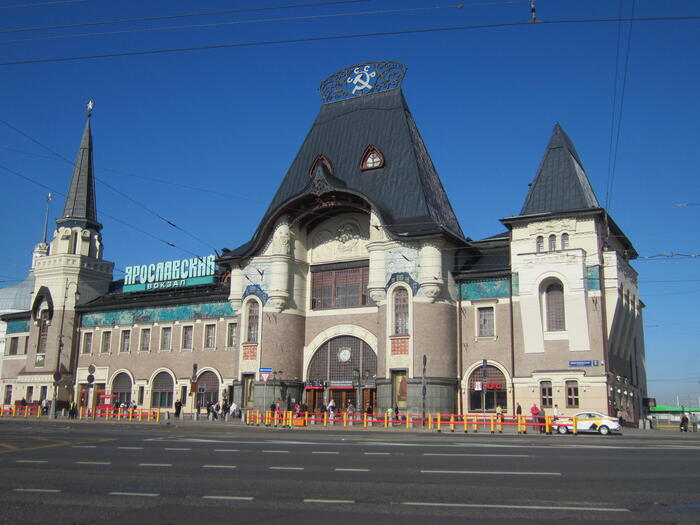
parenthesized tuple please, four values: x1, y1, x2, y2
(472, 414, 478, 433)
(406, 413, 410, 430)
(79, 406, 83, 420)
(437, 413, 442, 432)
(498, 415, 503, 434)
(545, 415, 551, 434)
(12, 405, 17, 417)
(364, 412, 368, 428)
(323, 411, 328, 427)
(521, 414, 527, 434)
(343, 412, 347, 427)
(24, 406, 29, 418)
(37, 405, 41, 418)
(490, 414, 495, 434)
(138, 409, 143, 422)
(305, 411, 309, 426)
(428, 414, 433, 430)
(384, 413, 388, 428)
(156, 409, 161, 423)
(450, 415, 455, 433)
(129, 409, 133, 422)
(572, 416, 578, 435)
(463, 413, 468, 433)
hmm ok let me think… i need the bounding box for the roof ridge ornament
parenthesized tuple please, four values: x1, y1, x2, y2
(86, 99, 94, 117)
(319, 61, 407, 103)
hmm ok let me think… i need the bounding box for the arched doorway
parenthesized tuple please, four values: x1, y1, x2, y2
(112, 372, 132, 405)
(307, 335, 377, 411)
(467, 365, 507, 412)
(151, 371, 173, 408)
(196, 371, 220, 408)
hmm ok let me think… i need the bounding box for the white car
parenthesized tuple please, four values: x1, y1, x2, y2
(552, 411, 622, 435)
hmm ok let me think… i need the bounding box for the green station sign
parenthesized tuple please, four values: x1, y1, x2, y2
(123, 254, 216, 292)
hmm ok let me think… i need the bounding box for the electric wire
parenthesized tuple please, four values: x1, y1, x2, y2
(0, 0, 87, 9)
(2, 15, 700, 67)
(604, 0, 624, 210)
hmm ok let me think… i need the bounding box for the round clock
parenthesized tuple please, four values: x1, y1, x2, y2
(338, 348, 351, 362)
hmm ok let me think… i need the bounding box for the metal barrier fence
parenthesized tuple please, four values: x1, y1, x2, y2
(243, 410, 581, 435)
(0, 404, 161, 423)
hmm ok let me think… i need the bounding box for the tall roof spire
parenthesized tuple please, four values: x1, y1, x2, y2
(519, 123, 600, 216)
(58, 100, 100, 230)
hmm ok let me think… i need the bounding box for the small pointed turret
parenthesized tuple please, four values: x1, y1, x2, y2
(59, 103, 100, 231)
(520, 123, 600, 216)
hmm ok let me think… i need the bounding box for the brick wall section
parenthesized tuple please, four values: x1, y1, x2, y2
(391, 337, 409, 355)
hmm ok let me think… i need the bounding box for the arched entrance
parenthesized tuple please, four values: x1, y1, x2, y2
(467, 365, 507, 412)
(111, 372, 132, 405)
(151, 371, 173, 408)
(196, 371, 220, 408)
(306, 335, 377, 411)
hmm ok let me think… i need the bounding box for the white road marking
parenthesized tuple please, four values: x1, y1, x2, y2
(118, 447, 143, 450)
(15, 460, 47, 464)
(262, 450, 289, 454)
(423, 453, 530, 458)
(269, 466, 304, 471)
(312, 451, 339, 455)
(364, 452, 390, 456)
(203, 465, 237, 469)
(335, 468, 370, 472)
(304, 499, 354, 504)
(77, 461, 111, 465)
(109, 492, 159, 497)
(214, 449, 240, 452)
(420, 470, 561, 476)
(401, 502, 627, 512)
(138, 463, 172, 467)
(203, 495, 253, 501)
(164, 448, 191, 451)
(72, 445, 96, 449)
(13, 488, 61, 493)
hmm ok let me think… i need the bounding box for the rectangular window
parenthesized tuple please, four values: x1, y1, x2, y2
(160, 327, 172, 351)
(4, 385, 13, 405)
(227, 323, 238, 348)
(138, 386, 145, 405)
(8, 337, 18, 356)
(182, 326, 193, 350)
(26, 386, 34, 402)
(40, 386, 47, 401)
(22, 336, 28, 355)
(82, 332, 93, 354)
(101, 331, 111, 354)
(540, 381, 553, 408)
(120, 330, 131, 353)
(392, 370, 408, 410)
(311, 265, 371, 310)
(566, 380, 579, 408)
(204, 324, 216, 349)
(37, 310, 49, 354)
(477, 307, 495, 337)
(140, 328, 151, 352)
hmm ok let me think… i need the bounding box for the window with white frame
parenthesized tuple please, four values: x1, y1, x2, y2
(204, 324, 216, 349)
(477, 307, 495, 337)
(545, 282, 565, 331)
(226, 323, 238, 348)
(393, 287, 409, 335)
(246, 301, 259, 343)
(37, 310, 49, 355)
(548, 234, 557, 251)
(140, 328, 151, 352)
(182, 326, 193, 350)
(101, 331, 111, 354)
(561, 232, 569, 249)
(566, 380, 579, 408)
(8, 337, 18, 356)
(82, 332, 92, 354)
(120, 330, 131, 353)
(160, 327, 172, 351)
(536, 236, 544, 252)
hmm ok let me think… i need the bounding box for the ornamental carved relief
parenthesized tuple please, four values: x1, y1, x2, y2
(529, 218, 576, 235)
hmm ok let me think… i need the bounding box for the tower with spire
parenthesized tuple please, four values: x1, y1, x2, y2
(24, 104, 114, 406)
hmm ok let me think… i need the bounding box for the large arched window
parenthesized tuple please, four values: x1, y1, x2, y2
(307, 336, 377, 383)
(112, 372, 132, 404)
(151, 371, 173, 408)
(196, 370, 220, 407)
(245, 301, 259, 343)
(393, 287, 409, 335)
(545, 282, 565, 331)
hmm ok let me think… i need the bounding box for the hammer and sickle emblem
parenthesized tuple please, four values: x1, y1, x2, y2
(347, 65, 376, 94)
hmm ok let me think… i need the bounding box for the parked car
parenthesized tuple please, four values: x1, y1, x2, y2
(552, 411, 622, 435)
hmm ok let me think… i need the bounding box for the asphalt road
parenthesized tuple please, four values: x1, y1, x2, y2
(0, 420, 699, 524)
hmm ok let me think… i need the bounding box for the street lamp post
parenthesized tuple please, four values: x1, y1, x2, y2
(49, 280, 79, 419)
(353, 368, 360, 414)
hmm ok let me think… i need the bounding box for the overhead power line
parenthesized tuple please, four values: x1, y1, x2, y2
(1, 14, 699, 68)
(0, 0, 87, 9)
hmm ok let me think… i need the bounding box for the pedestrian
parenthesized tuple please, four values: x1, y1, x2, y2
(41, 398, 48, 415)
(347, 401, 355, 425)
(68, 400, 77, 419)
(538, 406, 546, 433)
(213, 401, 220, 421)
(230, 401, 238, 419)
(496, 404, 503, 423)
(530, 403, 539, 432)
(365, 404, 373, 415)
(553, 404, 560, 418)
(20, 398, 27, 407)
(680, 414, 689, 432)
(174, 399, 182, 418)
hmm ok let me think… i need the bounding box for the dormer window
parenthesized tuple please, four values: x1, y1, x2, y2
(309, 155, 334, 178)
(360, 145, 384, 170)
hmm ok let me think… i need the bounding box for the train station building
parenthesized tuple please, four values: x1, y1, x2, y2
(0, 61, 647, 422)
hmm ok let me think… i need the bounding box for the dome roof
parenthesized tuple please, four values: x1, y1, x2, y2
(0, 273, 35, 312)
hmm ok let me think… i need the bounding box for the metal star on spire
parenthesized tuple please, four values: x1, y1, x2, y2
(86, 100, 94, 117)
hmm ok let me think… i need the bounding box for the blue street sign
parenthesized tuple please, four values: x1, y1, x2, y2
(259, 367, 273, 373)
(569, 360, 593, 367)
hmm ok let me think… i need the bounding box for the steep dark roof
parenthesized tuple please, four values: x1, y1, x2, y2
(520, 123, 600, 216)
(224, 87, 465, 259)
(59, 118, 100, 230)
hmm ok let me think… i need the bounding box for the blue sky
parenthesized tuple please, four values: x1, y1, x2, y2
(1, 0, 698, 404)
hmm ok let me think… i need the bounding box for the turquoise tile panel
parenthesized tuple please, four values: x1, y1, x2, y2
(586, 265, 601, 291)
(460, 278, 510, 300)
(81, 301, 235, 327)
(7, 320, 30, 334)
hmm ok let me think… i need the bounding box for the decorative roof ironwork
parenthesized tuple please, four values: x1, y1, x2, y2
(319, 61, 407, 103)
